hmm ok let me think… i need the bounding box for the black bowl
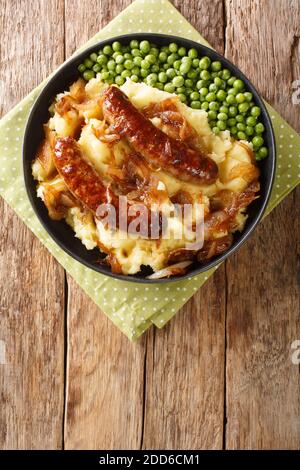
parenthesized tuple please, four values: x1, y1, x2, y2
(23, 33, 276, 283)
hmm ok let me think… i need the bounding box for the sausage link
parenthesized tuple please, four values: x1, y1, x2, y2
(102, 86, 218, 185)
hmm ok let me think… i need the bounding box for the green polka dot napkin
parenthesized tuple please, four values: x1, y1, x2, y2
(0, 0, 299, 340)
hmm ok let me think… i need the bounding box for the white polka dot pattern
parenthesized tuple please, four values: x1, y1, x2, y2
(0, 0, 299, 340)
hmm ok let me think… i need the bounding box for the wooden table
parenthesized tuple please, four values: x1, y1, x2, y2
(0, 0, 299, 450)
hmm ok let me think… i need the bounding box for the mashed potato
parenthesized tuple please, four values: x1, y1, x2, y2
(33, 77, 259, 276)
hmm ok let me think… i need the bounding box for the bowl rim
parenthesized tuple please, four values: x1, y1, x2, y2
(23, 32, 276, 284)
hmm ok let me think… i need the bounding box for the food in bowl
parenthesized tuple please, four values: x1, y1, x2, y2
(32, 75, 260, 278)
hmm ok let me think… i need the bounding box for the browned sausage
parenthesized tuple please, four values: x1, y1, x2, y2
(54, 137, 116, 213)
(102, 85, 218, 185)
(54, 137, 162, 237)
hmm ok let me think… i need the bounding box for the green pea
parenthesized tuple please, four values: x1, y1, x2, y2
(145, 54, 156, 65)
(218, 112, 228, 121)
(151, 64, 159, 73)
(141, 59, 150, 69)
(212, 126, 220, 135)
(185, 79, 193, 88)
(208, 110, 217, 120)
(227, 118, 236, 127)
(112, 41, 121, 52)
(199, 56, 211, 70)
(107, 60, 116, 70)
(191, 101, 201, 109)
(196, 79, 208, 89)
(252, 135, 264, 148)
(237, 131, 247, 140)
(230, 126, 238, 135)
(112, 51, 120, 60)
(188, 48, 198, 59)
(187, 70, 197, 79)
(115, 64, 124, 74)
(216, 89, 226, 101)
(100, 70, 109, 80)
(208, 83, 217, 93)
(236, 114, 244, 123)
(255, 123, 265, 133)
(246, 116, 257, 126)
(83, 70, 95, 80)
(228, 87, 238, 96)
(140, 69, 148, 78)
(185, 87, 193, 95)
(180, 62, 191, 74)
(158, 71, 167, 83)
(233, 79, 244, 90)
(210, 120, 217, 127)
(140, 40, 150, 53)
(228, 106, 238, 117)
(200, 70, 210, 81)
(178, 93, 187, 102)
(146, 77, 157, 87)
(201, 102, 209, 111)
(158, 51, 168, 62)
(190, 91, 200, 101)
(238, 102, 250, 114)
(237, 122, 246, 131)
(84, 58, 94, 68)
(176, 86, 186, 93)
(173, 59, 181, 70)
(131, 66, 140, 75)
(130, 74, 139, 83)
(130, 39, 139, 49)
(115, 55, 125, 65)
(161, 46, 169, 53)
(114, 75, 124, 85)
(103, 45, 113, 55)
(166, 68, 176, 80)
(178, 47, 186, 57)
(90, 52, 98, 62)
(131, 48, 141, 57)
(236, 93, 245, 103)
(227, 76, 236, 86)
(209, 101, 219, 111)
(211, 60, 222, 72)
(244, 92, 253, 102)
(92, 63, 101, 73)
(246, 126, 254, 136)
(251, 106, 261, 117)
(173, 76, 184, 87)
(219, 105, 228, 114)
(124, 53, 132, 60)
(226, 94, 236, 105)
(217, 120, 227, 131)
(206, 92, 216, 102)
(150, 47, 159, 57)
(257, 146, 268, 159)
(121, 69, 131, 78)
(214, 77, 222, 87)
(168, 42, 178, 53)
(192, 58, 200, 68)
(199, 87, 209, 97)
(78, 64, 86, 73)
(133, 56, 142, 67)
(221, 68, 231, 80)
(163, 83, 175, 93)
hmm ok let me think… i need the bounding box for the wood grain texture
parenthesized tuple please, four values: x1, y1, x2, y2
(0, 0, 299, 450)
(0, 0, 65, 449)
(225, 0, 300, 450)
(63, 0, 146, 450)
(141, 0, 227, 451)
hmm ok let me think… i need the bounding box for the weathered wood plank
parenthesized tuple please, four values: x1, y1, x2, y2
(0, 0, 65, 450)
(225, 0, 300, 450)
(63, 0, 146, 450)
(141, 0, 227, 450)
